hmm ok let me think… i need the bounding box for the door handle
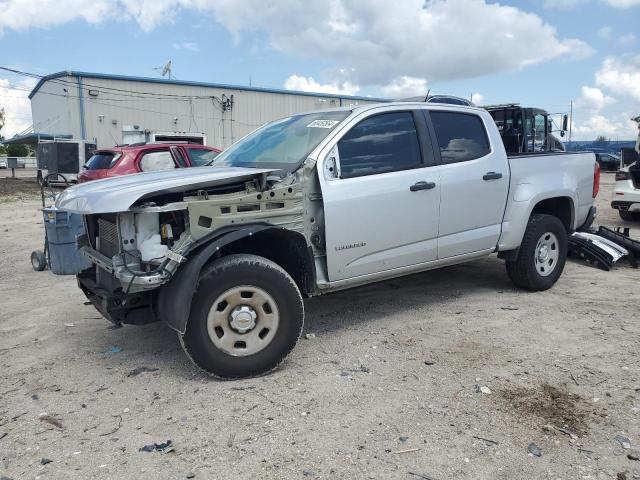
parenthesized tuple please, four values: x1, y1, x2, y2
(483, 172, 503, 181)
(410, 181, 436, 192)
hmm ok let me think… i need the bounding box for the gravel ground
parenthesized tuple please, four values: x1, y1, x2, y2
(0, 173, 639, 480)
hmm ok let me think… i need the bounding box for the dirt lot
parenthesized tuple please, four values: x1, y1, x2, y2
(1, 172, 639, 480)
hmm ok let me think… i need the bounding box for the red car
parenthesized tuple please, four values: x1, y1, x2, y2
(78, 143, 222, 183)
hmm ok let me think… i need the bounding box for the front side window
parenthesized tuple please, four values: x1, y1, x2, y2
(188, 148, 220, 166)
(338, 112, 422, 178)
(430, 111, 491, 163)
(139, 150, 176, 172)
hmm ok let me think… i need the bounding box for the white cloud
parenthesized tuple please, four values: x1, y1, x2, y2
(597, 26, 612, 39)
(572, 114, 638, 140)
(173, 41, 199, 51)
(0, 78, 35, 138)
(601, 0, 640, 7)
(618, 33, 637, 46)
(283, 75, 360, 96)
(471, 93, 484, 105)
(380, 76, 428, 98)
(209, 0, 594, 86)
(0, 0, 114, 33)
(595, 55, 640, 101)
(577, 86, 615, 110)
(0, 0, 593, 89)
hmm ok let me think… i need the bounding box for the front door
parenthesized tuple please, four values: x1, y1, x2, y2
(320, 111, 441, 281)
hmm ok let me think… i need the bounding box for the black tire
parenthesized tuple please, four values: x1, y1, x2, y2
(619, 210, 640, 221)
(180, 254, 304, 379)
(506, 214, 568, 291)
(31, 250, 47, 271)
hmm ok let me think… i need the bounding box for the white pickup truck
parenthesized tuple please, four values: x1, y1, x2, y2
(56, 103, 599, 378)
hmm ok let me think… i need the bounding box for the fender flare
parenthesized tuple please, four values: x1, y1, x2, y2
(155, 224, 277, 334)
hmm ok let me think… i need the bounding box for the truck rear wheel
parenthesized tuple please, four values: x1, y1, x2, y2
(619, 210, 640, 221)
(505, 214, 568, 291)
(180, 254, 304, 379)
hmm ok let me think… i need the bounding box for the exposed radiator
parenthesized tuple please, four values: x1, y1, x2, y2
(96, 217, 119, 258)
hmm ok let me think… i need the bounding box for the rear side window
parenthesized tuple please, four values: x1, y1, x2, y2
(85, 152, 119, 170)
(430, 111, 490, 163)
(139, 150, 176, 172)
(338, 112, 422, 178)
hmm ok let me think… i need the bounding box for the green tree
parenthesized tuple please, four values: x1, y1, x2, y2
(595, 135, 609, 143)
(6, 143, 28, 157)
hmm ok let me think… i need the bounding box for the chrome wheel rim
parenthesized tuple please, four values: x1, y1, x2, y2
(207, 285, 279, 357)
(535, 231, 559, 277)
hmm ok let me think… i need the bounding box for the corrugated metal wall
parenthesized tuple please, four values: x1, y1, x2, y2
(30, 74, 383, 149)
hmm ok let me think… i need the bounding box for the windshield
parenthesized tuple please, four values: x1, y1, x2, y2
(85, 152, 120, 170)
(210, 110, 350, 172)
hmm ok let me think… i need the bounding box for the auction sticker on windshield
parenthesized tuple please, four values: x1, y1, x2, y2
(307, 120, 340, 128)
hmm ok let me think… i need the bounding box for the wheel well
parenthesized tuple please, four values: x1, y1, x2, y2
(217, 229, 315, 296)
(531, 197, 574, 232)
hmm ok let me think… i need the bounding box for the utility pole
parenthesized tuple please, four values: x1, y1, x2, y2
(568, 101, 573, 144)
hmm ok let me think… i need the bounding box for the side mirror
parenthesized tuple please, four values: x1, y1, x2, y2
(562, 114, 568, 132)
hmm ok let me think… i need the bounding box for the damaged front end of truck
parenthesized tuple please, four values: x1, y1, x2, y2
(56, 165, 318, 332)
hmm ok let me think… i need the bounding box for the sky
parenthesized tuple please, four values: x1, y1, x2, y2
(0, 0, 639, 140)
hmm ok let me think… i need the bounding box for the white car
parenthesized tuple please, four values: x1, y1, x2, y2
(612, 162, 640, 221)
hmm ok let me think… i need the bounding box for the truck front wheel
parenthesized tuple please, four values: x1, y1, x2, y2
(505, 214, 568, 291)
(180, 254, 304, 379)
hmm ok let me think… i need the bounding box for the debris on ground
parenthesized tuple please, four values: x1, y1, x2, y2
(472, 435, 498, 446)
(498, 384, 592, 436)
(627, 451, 640, 461)
(107, 346, 122, 354)
(127, 367, 159, 377)
(139, 440, 174, 453)
(38, 413, 63, 429)
(304, 333, 316, 339)
(475, 385, 492, 394)
(408, 472, 437, 480)
(528, 443, 542, 457)
(615, 435, 631, 450)
(40, 458, 52, 465)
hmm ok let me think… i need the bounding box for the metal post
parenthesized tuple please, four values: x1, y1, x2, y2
(568, 101, 573, 145)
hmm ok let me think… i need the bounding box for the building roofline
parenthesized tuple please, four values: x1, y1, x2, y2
(28, 70, 389, 102)
(1, 132, 73, 145)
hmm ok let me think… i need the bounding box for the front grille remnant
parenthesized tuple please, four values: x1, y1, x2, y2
(97, 217, 119, 258)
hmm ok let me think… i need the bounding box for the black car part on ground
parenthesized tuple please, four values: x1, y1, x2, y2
(568, 235, 614, 271)
(596, 226, 640, 267)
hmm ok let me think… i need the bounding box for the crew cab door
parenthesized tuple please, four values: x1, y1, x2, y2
(427, 110, 510, 258)
(319, 110, 441, 282)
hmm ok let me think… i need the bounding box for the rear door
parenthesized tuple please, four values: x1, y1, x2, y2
(427, 109, 510, 259)
(320, 109, 442, 281)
